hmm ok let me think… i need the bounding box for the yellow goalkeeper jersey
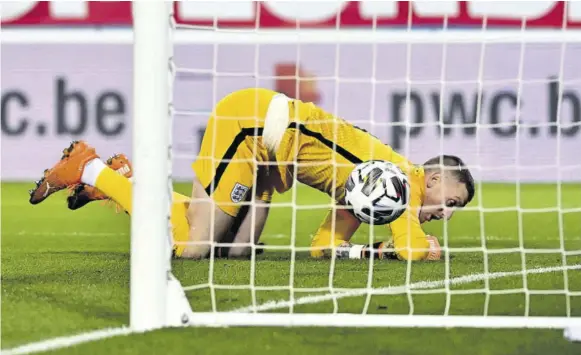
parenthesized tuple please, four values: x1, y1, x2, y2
(272, 91, 430, 261)
(273, 95, 415, 200)
(193, 88, 429, 260)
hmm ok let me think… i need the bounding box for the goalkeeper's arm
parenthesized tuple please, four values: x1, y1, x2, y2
(335, 234, 440, 261)
(310, 208, 361, 258)
(386, 206, 441, 261)
(337, 208, 441, 261)
(311, 208, 441, 261)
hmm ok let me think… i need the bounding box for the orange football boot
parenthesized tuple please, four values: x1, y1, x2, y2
(29, 141, 99, 205)
(67, 154, 133, 210)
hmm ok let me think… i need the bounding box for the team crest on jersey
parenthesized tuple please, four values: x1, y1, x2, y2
(231, 183, 250, 203)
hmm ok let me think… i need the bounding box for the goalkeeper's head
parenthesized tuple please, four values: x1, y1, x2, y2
(420, 155, 475, 223)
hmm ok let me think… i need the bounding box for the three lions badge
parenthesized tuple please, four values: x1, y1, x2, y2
(231, 183, 250, 203)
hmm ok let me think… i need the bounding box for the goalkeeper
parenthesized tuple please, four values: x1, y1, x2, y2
(28, 88, 474, 261)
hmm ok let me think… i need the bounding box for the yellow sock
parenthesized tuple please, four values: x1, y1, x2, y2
(94, 167, 191, 256)
(94, 167, 133, 213)
(169, 195, 190, 257)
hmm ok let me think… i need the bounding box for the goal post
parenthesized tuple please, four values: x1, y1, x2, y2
(130, 2, 581, 341)
(130, 1, 172, 331)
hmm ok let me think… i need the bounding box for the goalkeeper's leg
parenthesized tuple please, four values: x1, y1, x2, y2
(73, 156, 195, 257)
(216, 191, 271, 258)
(77, 157, 237, 258)
(82, 169, 268, 259)
(178, 176, 236, 259)
(69, 161, 265, 259)
(27, 141, 210, 258)
(226, 172, 273, 258)
(81, 168, 269, 259)
(183, 163, 274, 259)
(28, 141, 267, 259)
(68, 156, 234, 258)
(66, 154, 133, 211)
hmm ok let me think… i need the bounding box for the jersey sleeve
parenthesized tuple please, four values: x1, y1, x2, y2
(388, 192, 430, 261)
(255, 167, 275, 203)
(310, 208, 361, 258)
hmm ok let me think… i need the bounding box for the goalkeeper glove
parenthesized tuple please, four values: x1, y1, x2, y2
(336, 235, 442, 261)
(335, 241, 398, 260)
(425, 235, 441, 261)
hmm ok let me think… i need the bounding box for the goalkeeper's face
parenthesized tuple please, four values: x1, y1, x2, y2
(420, 172, 469, 224)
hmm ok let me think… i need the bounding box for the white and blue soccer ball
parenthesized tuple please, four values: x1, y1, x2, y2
(344, 160, 410, 225)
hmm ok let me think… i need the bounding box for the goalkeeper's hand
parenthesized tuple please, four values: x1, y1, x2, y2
(335, 235, 441, 261)
(335, 241, 398, 260)
(425, 235, 441, 261)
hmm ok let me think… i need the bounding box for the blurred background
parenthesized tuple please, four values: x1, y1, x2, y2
(2, 1, 580, 184)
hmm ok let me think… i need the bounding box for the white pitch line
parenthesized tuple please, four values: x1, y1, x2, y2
(232, 264, 581, 313)
(261, 234, 289, 240)
(452, 235, 581, 242)
(259, 234, 580, 242)
(3, 265, 580, 354)
(8, 232, 579, 241)
(1, 327, 132, 355)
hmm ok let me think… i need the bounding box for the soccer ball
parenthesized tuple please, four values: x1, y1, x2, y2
(344, 160, 410, 225)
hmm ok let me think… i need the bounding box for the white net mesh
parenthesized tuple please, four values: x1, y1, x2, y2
(168, 2, 581, 327)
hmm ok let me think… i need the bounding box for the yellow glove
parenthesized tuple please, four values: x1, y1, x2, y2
(426, 235, 441, 261)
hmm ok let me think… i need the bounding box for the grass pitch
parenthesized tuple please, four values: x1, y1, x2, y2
(2, 182, 581, 354)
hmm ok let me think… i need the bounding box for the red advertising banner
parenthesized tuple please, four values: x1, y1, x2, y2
(1, 1, 581, 28)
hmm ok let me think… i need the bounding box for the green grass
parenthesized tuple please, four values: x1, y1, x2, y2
(2, 182, 581, 354)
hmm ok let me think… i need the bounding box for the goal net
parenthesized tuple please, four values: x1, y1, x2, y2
(132, 2, 581, 339)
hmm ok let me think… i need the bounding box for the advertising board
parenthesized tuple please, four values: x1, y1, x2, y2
(2, 40, 580, 181)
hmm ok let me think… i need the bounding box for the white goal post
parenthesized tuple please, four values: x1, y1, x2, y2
(131, 1, 171, 331)
(130, 2, 581, 341)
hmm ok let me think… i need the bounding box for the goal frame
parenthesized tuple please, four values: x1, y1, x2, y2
(130, 3, 581, 341)
(131, 1, 172, 331)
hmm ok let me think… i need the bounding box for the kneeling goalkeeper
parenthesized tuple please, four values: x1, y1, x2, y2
(29, 88, 474, 261)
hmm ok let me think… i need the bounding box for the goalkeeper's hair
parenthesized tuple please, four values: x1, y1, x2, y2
(423, 155, 475, 206)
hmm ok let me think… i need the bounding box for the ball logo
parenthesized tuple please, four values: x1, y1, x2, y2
(345, 175, 356, 193)
(361, 167, 384, 197)
(389, 176, 408, 205)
